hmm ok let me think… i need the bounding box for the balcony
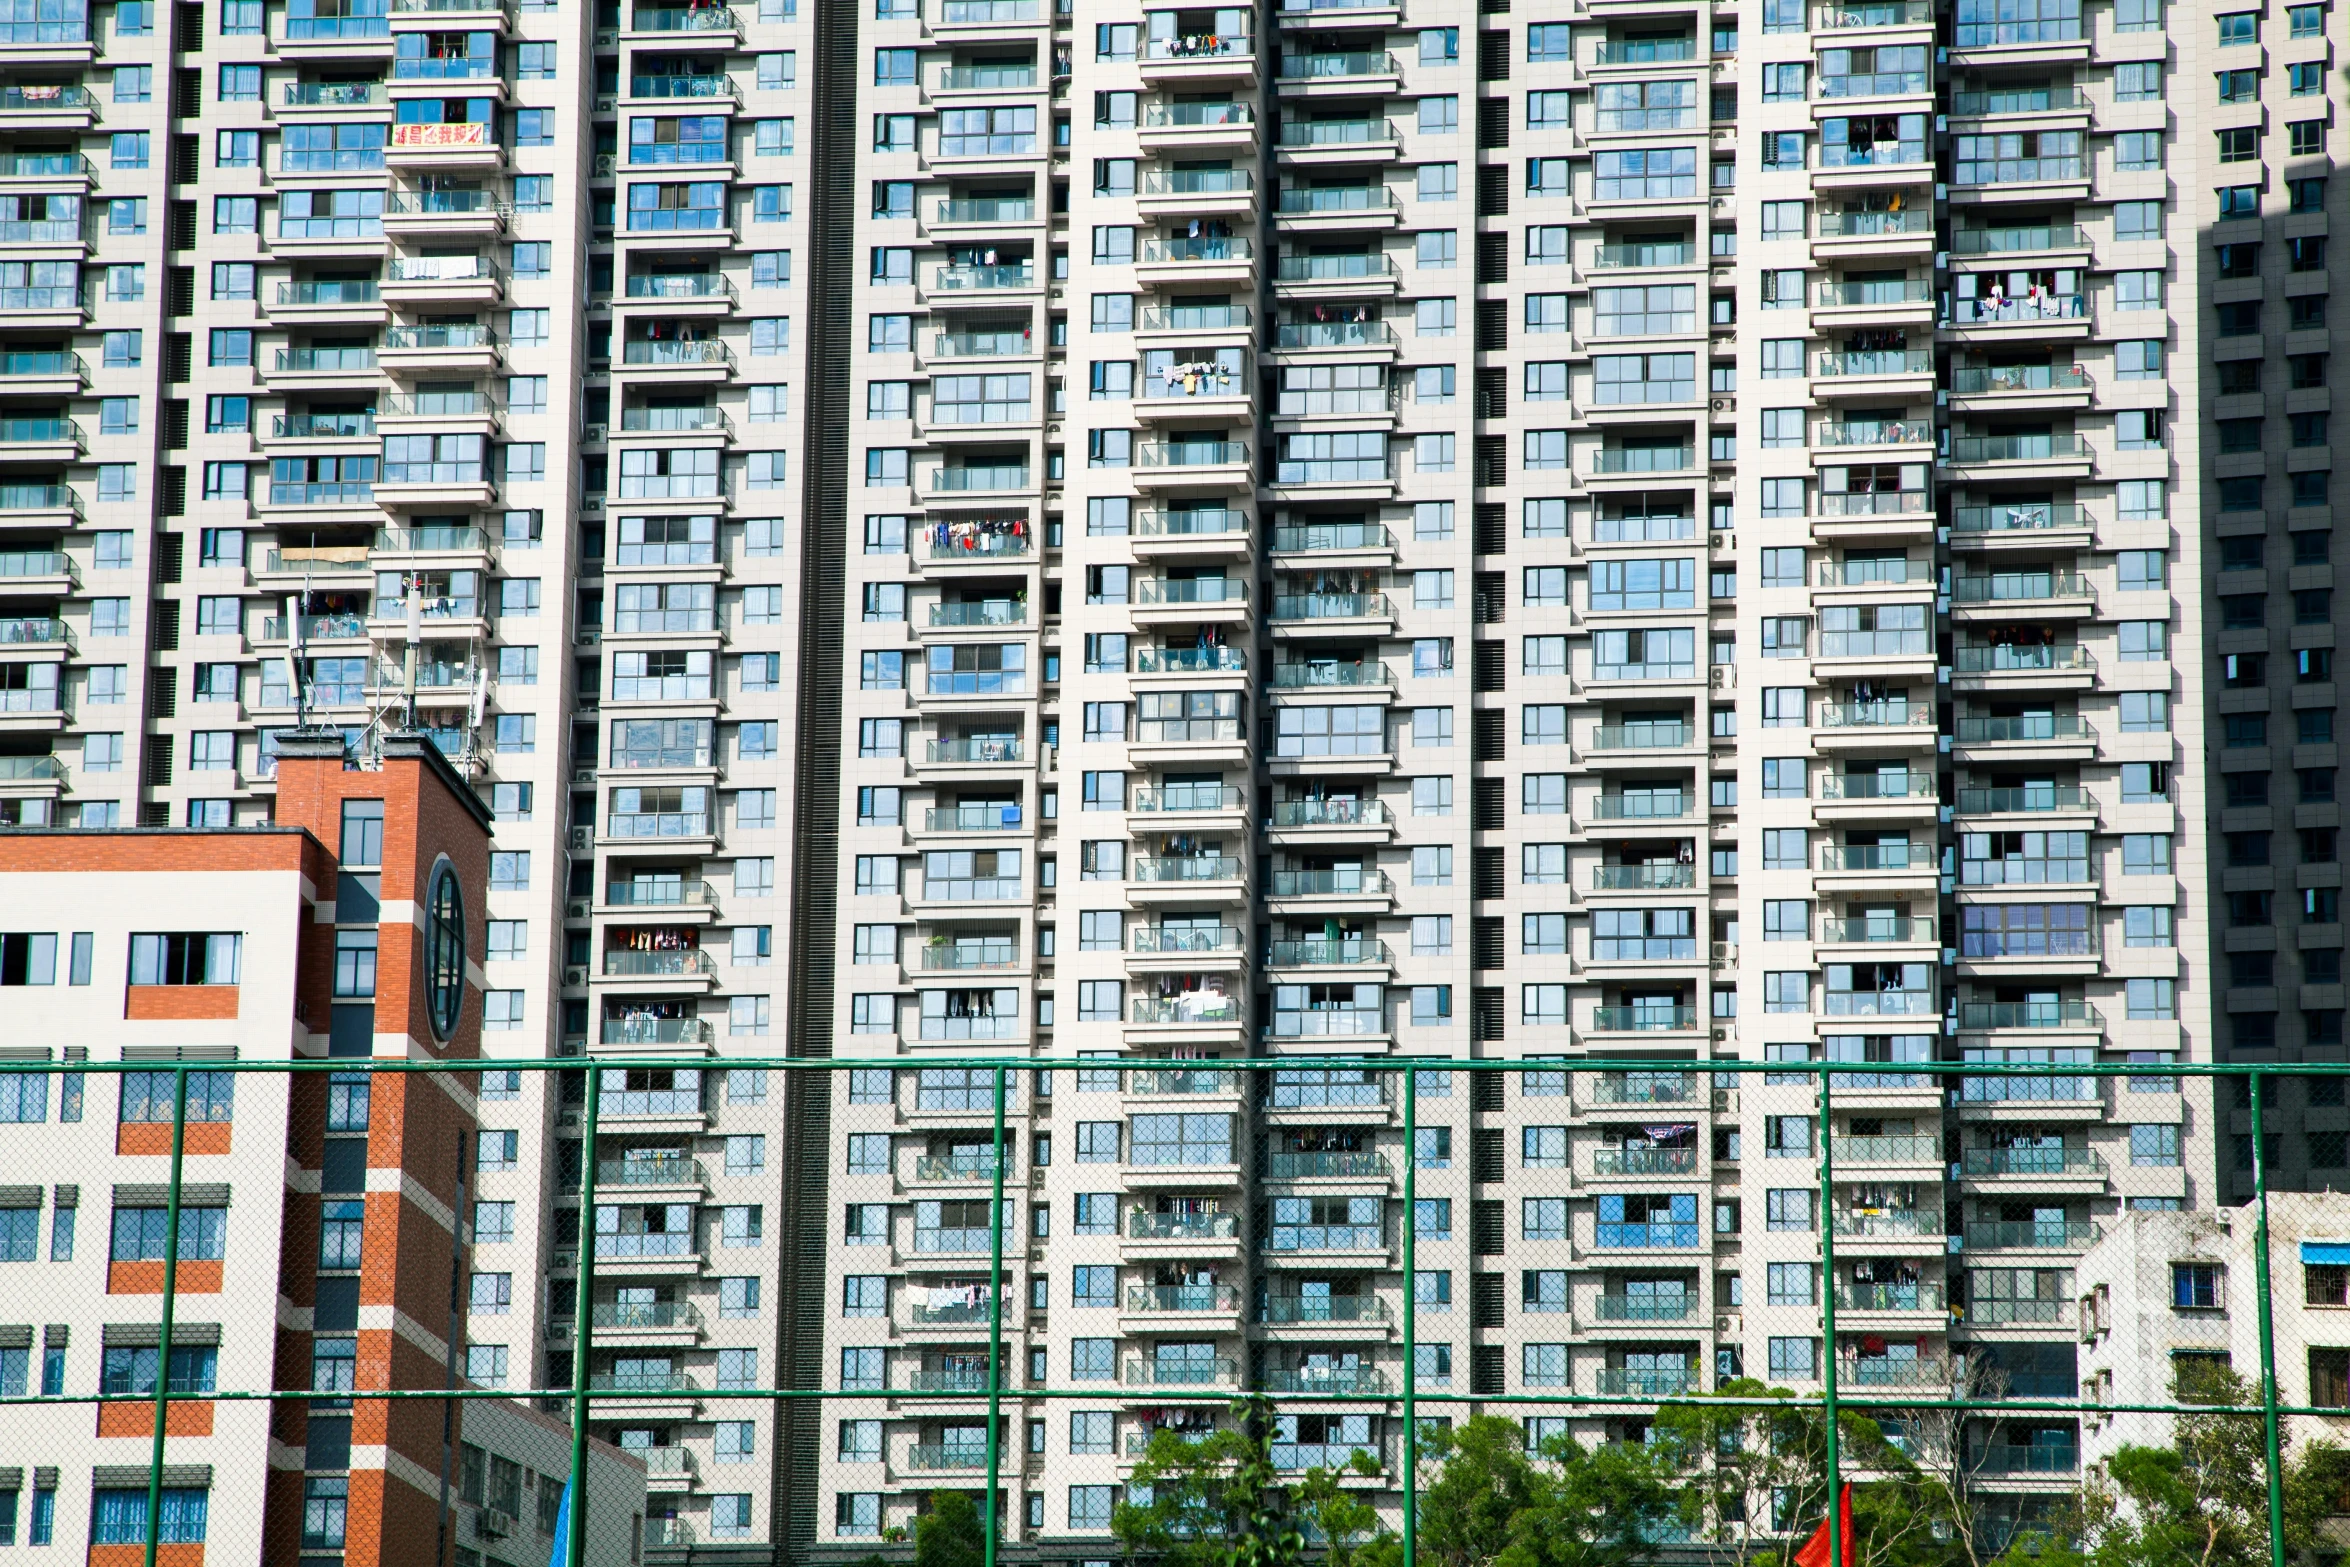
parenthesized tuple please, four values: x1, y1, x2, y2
(1952, 568, 2089, 607)
(629, 2, 737, 29)
(602, 881, 716, 910)
(1952, 501, 2089, 539)
(1958, 999, 2096, 1030)
(1587, 722, 1693, 753)
(1971, 1443, 2078, 1476)
(907, 1367, 994, 1392)
(1125, 1357, 1240, 1387)
(1814, 420, 1932, 448)
(1588, 793, 1690, 821)
(1840, 1358, 1951, 1389)
(914, 1150, 1013, 1182)
(1133, 784, 1246, 815)
(1270, 591, 1391, 622)
(1832, 1209, 1943, 1239)
(925, 737, 1023, 765)
(1817, 278, 1932, 309)
(1266, 868, 1390, 898)
(1953, 644, 2092, 680)
(1594, 1368, 1696, 1396)
(1128, 1066, 1244, 1096)
(1954, 784, 2084, 814)
(1134, 647, 1247, 676)
(1948, 295, 2087, 327)
(1273, 318, 1396, 351)
(1966, 1220, 2099, 1250)
(599, 1017, 711, 1047)
(1836, 1281, 1945, 1313)
(1265, 1151, 1388, 1180)
(1591, 446, 1694, 476)
(1254, 1285, 1392, 1327)
(1951, 223, 2088, 256)
(906, 1445, 989, 1472)
(1819, 700, 1934, 733)
(1131, 855, 1244, 885)
(1947, 434, 2085, 467)
(1953, 713, 2087, 745)
(1960, 1147, 2104, 1177)
(1260, 1365, 1389, 1395)
(1591, 864, 1695, 891)
(602, 950, 715, 979)
(1583, 1073, 1697, 1106)
(1129, 1210, 1240, 1242)
(1820, 915, 1934, 944)
(1267, 937, 1390, 967)
(930, 263, 1037, 295)
(1131, 993, 1241, 1026)
(1829, 1134, 1941, 1164)
(1591, 1293, 1697, 1321)
(1590, 1006, 1698, 1033)
(0, 617, 66, 647)
(1275, 49, 1394, 84)
(1815, 350, 1933, 378)
(596, 1157, 704, 1189)
(1592, 1147, 1698, 1176)
(1952, 155, 2084, 187)
(589, 1300, 701, 1332)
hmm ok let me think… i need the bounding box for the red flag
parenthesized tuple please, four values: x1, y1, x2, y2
(1793, 1483, 1855, 1567)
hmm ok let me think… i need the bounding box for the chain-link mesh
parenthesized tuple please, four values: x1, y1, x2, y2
(6, 1056, 2342, 1567)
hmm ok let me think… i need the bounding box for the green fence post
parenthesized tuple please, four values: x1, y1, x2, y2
(143, 1066, 190, 1567)
(1817, 1064, 1840, 1567)
(2250, 1070, 2287, 1567)
(566, 1060, 601, 1567)
(1401, 1063, 1418, 1567)
(984, 1063, 1007, 1567)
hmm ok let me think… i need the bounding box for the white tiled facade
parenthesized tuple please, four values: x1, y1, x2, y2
(24, 0, 2349, 1548)
(0, 0, 815, 1555)
(817, 0, 2242, 1553)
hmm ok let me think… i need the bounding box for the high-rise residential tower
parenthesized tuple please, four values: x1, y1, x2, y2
(6, 0, 2327, 1549)
(815, 0, 2233, 1553)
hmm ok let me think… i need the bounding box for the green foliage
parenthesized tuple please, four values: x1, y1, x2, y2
(1408, 1414, 1683, 1567)
(914, 1490, 988, 1567)
(1113, 1398, 1394, 1567)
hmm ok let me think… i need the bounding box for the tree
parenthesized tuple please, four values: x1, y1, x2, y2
(1113, 1398, 1394, 1567)
(1648, 1380, 1919, 1567)
(914, 1490, 987, 1567)
(1991, 1361, 2350, 1567)
(1406, 1414, 1682, 1567)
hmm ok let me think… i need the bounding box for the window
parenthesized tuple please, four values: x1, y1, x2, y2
(2173, 1262, 2220, 1307)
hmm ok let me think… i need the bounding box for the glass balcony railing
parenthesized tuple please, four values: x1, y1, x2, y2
(1271, 592, 1389, 621)
(622, 273, 729, 302)
(0, 85, 95, 110)
(1953, 643, 2091, 675)
(1818, 279, 1932, 308)
(926, 737, 1023, 765)
(382, 325, 497, 353)
(1820, 700, 1932, 730)
(1948, 433, 2084, 464)
(1962, 1146, 2103, 1177)
(1128, 1210, 1239, 1241)
(1953, 713, 2087, 744)
(602, 949, 714, 977)
(1832, 1208, 1943, 1238)
(1590, 793, 1690, 820)
(1132, 784, 1245, 812)
(1966, 1220, 2099, 1249)
(1261, 1293, 1387, 1324)
(1952, 364, 2091, 394)
(1591, 1006, 1697, 1032)
(1949, 294, 2087, 325)
(1953, 569, 2089, 604)
(1592, 1147, 1698, 1176)
(1591, 864, 1694, 890)
(1125, 1357, 1239, 1387)
(1815, 420, 1932, 446)
(1274, 319, 1394, 349)
(597, 1157, 703, 1189)
(1267, 868, 1389, 897)
(0, 418, 76, 445)
(1133, 646, 1246, 674)
(1266, 937, 1389, 966)
(1954, 784, 2084, 813)
(1818, 771, 1936, 800)
(1820, 915, 1933, 943)
(1952, 501, 2088, 534)
(1837, 1281, 1945, 1312)
(602, 882, 716, 908)
(1268, 797, 1389, 828)
(1131, 854, 1243, 883)
(1594, 36, 1695, 62)
(1815, 350, 1933, 377)
(1957, 999, 2097, 1030)
(1828, 1133, 1940, 1162)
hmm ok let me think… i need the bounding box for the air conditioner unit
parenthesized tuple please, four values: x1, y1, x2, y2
(476, 1510, 516, 1541)
(566, 899, 590, 921)
(563, 966, 586, 987)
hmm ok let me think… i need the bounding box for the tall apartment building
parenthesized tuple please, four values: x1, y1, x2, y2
(0, 0, 823, 1557)
(815, 0, 2241, 1554)
(7, 0, 2329, 1550)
